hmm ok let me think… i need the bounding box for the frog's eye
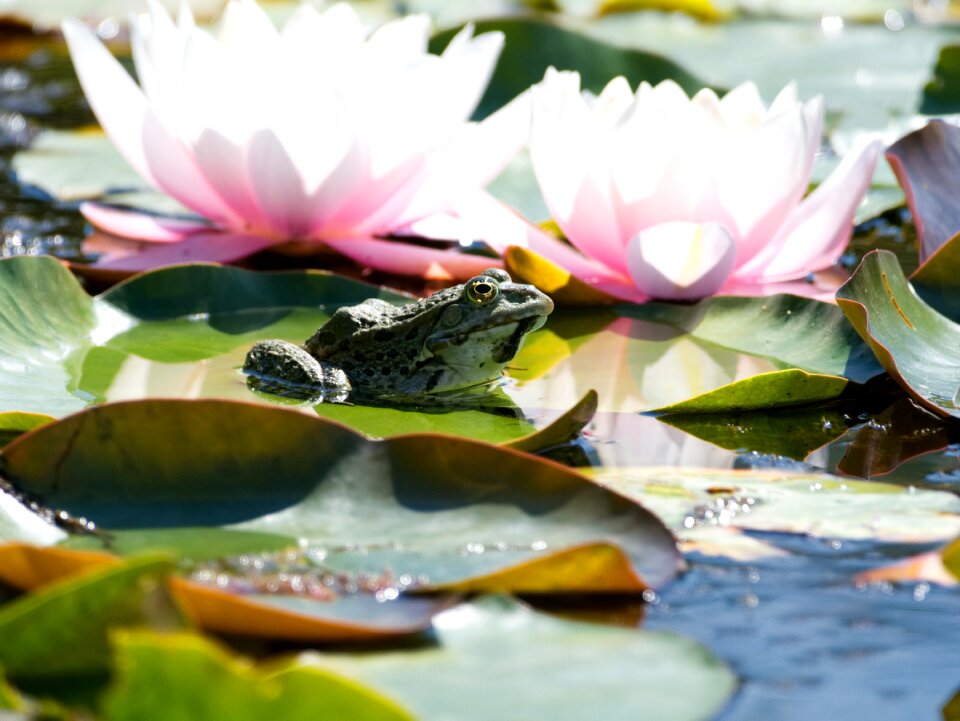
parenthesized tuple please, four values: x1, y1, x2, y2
(464, 276, 500, 305)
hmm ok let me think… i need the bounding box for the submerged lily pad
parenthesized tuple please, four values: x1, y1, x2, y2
(836, 250, 960, 419)
(102, 630, 415, 721)
(0, 399, 681, 596)
(306, 595, 737, 721)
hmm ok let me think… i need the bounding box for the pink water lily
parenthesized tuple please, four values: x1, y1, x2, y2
(62, 0, 527, 279)
(461, 69, 882, 302)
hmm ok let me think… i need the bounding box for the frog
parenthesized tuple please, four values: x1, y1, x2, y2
(242, 268, 554, 402)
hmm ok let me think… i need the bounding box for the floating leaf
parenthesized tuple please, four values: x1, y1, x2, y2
(503, 389, 597, 453)
(0, 400, 681, 595)
(623, 295, 883, 383)
(836, 250, 960, 419)
(428, 16, 711, 120)
(306, 596, 737, 721)
(101, 630, 415, 721)
(591, 466, 960, 545)
(651, 369, 849, 414)
(0, 556, 183, 679)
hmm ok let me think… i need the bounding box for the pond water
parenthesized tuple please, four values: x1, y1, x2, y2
(2, 15, 960, 721)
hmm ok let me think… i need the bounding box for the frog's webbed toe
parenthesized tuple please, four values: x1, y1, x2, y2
(243, 340, 351, 402)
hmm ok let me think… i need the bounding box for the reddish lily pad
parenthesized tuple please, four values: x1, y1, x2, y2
(886, 120, 960, 266)
(836, 250, 960, 419)
(0, 399, 681, 595)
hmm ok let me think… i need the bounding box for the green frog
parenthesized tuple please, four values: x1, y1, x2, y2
(243, 268, 554, 402)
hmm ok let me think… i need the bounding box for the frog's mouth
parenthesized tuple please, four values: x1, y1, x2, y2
(425, 312, 548, 356)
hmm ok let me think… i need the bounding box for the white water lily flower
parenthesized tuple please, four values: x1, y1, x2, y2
(63, 0, 527, 279)
(461, 70, 882, 301)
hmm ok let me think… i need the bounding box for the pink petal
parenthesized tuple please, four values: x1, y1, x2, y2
(626, 222, 737, 300)
(91, 231, 281, 272)
(449, 183, 645, 302)
(80, 203, 211, 242)
(322, 237, 499, 282)
(61, 19, 238, 227)
(735, 137, 882, 283)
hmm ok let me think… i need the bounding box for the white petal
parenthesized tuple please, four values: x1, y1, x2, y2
(626, 222, 737, 300)
(61, 18, 237, 226)
(719, 81, 766, 127)
(367, 14, 430, 64)
(735, 138, 882, 282)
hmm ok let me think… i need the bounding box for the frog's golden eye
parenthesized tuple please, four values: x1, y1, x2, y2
(465, 276, 500, 305)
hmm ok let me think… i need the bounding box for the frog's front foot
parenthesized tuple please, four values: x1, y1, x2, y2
(243, 340, 351, 402)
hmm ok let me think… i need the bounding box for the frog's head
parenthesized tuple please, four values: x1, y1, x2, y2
(419, 268, 553, 392)
(307, 268, 553, 396)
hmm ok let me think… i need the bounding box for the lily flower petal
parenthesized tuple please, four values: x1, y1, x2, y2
(626, 222, 737, 300)
(735, 137, 882, 282)
(92, 232, 281, 272)
(322, 237, 500, 282)
(61, 18, 239, 226)
(80, 202, 211, 242)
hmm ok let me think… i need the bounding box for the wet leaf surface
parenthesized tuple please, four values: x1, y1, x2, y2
(591, 466, 960, 547)
(837, 250, 960, 419)
(306, 595, 737, 721)
(0, 399, 681, 595)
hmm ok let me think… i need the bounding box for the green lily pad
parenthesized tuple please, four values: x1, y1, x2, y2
(659, 404, 848, 461)
(428, 16, 712, 120)
(102, 630, 415, 721)
(836, 250, 960, 419)
(0, 555, 183, 679)
(651, 369, 849, 414)
(623, 295, 883, 383)
(306, 595, 737, 721)
(590, 466, 960, 545)
(0, 399, 682, 593)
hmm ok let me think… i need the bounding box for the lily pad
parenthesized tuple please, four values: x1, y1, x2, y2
(0, 399, 682, 594)
(428, 16, 712, 120)
(623, 294, 883, 383)
(836, 250, 960, 419)
(305, 595, 737, 721)
(591, 466, 960, 545)
(102, 630, 415, 721)
(0, 555, 183, 679)
(650, 369, 849, 414)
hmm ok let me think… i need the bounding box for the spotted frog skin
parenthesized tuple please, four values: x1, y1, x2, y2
(243, 268, 554, 400)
